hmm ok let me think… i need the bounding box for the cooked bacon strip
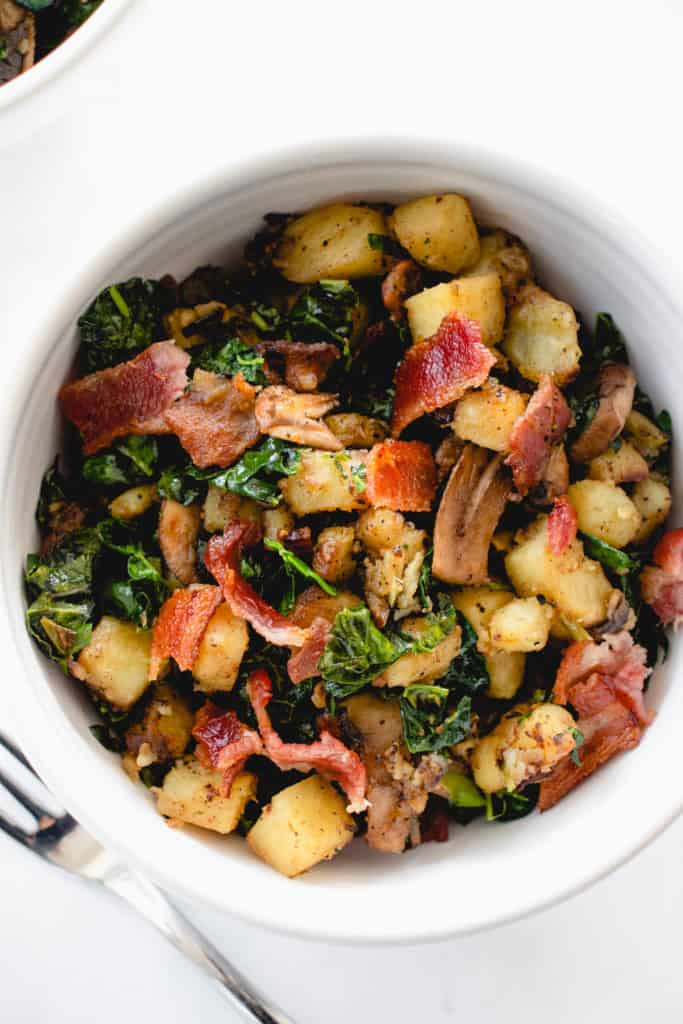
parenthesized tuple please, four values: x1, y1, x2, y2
(287, 617, 331, 684)
(505, 375, 570, 495)
(204, 521, 309, 647)
(539, 701, 641, 810)
(254, 386, 342, 450)
(193, 703, 264, 794)
(163, 369, 260, 468)
(60, 341, 190, 455)
(365, 439, 437, 512)
(257, 340, 338, 391)
(247, 669, 368, 812)
(641, 529, 683, 626)
(391, 313, 495, 437)
(547, 495, 577, 556)
(149, 585, 222, 680)
(553, 630, 652, 725)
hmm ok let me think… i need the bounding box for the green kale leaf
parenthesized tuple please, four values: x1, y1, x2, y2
(442, 613, 489, 696)
(25, 528, 101, 598)
(96, 518, 169, 627)
(82, 435, 158, 486)
(78, 277, 167, 371)
(264, 537, 337, 597)
(400, 687, 472, 754)
(581, 533, 639, 575)
(35, 459, 71, 528)
(202, 437, 302, 506)
(26, 592, 94, 672)
(62, 0, 102, 24)
(192, 335, 267, 384)
(289, 280, 361, 365)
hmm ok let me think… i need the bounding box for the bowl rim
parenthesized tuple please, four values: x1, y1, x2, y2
(0, 0, 133, 116)
(3, 136, 682, 944)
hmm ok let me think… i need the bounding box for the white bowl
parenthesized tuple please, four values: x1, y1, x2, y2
(2, 140, 681, 944)
(0, 0, 132, 143)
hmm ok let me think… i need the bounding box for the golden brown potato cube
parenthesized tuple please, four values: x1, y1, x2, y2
(502, 284, 581, 385)
(108, 484, 157, 521)
(158, 499, 201, 586)
(472, 703, 576, 793)
(488, 597, 553, 653)
(505, 516, 616, 627)
(374, 615, 461, 687)
(274, 204, 388, 283)
(388, 194, 480, 274)
(588, 441, 649, 484)
(157, 759, 256, 834)
(451, 587, 525, 699)
(192, 604, 249, 693)
(125, 683, 194, 765)
(325, 413, 388, 447)
(405, 274, 505, 347)
(452, 382, 528, 452)
(164, 302, 230, 349)
(624, 410, 670, 461)
(631, 477, 672, 542)
(568, 480, 641, 549)
(312, 525, 357, 583)
(262, 504, 295, 541)
(77, 616, 152, 710)
(279, 450, 368, 516)
(342, 693, 402, 753)
(247, 776, 355, 877)
(461, 229, 533, 299)
(202, 484, 262, 534)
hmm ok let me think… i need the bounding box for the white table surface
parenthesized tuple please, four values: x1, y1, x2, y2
(2, 0, 683, 1020)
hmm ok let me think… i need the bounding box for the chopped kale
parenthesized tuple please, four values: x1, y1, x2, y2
(78, 277, 168, 371)
(83, 435, 158, 486)
(289, 280, 362, 366)
(264, 537, 337, 597)
(400, 687, 472, 754)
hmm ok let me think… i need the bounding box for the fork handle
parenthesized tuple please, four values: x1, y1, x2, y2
(100, 861, 294, 1024)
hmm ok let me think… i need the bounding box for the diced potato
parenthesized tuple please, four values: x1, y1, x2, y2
(472, 703, 576, 793)
(325, 413, 388, 447)
(357, 509, 426, 625)
(343, 693, 402, 753)
(159, 499, 201, 586)
(502, 284, 581, 385)
(192, 604, 249, 693)
(157, 759, 256, 834)
(77, 616, 152, 710)
(164, 301, 231, 349)
(274, 204, 388, 283)
(488, 597, 553, 653)
(568, 479, 641, 549)
(290, 587, 361, 628)
(262, 504, 295, 541)
(631, 477, 672, 542)
(375, 615, 462, 687)
(247, 776, 355, 877)
(312, 525, 357, 583)
(451, 587, 526, 699)
(460, 229, 533, 299)
(405, 274, 505, 347)
(388, 194, 480, 274)
(505, 515, 616, 627)
(109, 484, 157, 521)
(588, 441, 649, 484)
(452, 381, 528, 452)
(279, 450, 368, 516)
(624, 410, 669, 461)
(202, 484, 262, 534)
(125, 683, 193, 764)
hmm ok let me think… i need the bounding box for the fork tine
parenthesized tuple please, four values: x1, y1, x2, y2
(0, 732, 36, 775)
(0, 806, 34, 847)
(0, 736, 59, 824)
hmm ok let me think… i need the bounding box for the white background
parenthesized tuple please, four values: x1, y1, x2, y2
(2, 0, 683, 1020)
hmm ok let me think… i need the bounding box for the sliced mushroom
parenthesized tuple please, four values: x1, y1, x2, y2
(254, 386, 343, 450)
(381, 259, 423, 319)
(257, 340, 338, 392)
(529, 444, 569, 507)
(570, 363, 636, 463)
(432, 445, 510, 584)
(0, 1, 35, 85)
(158, 499, 201, 585)
(435, 434, 464, 482)
(590, 590, 635, 639)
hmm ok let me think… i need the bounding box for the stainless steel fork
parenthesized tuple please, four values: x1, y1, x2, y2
(0, 732, 294, 1024)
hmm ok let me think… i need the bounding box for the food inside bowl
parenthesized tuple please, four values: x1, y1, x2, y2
(0, 0, 101, 86)
(24, 193, 680, 878)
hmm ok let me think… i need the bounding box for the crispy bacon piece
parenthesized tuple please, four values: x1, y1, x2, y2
(149, 585, 222, 680)
(193, 703, 263, 794)
(419, 802, 450, 844)
(287, 617, 332, 684)
(547, 495, 578, 556)
(539, 701, 641, 810)
(60, 341, 190, 455)
(254, 386, 342, 450)
(163, 369, 259, 468)
(391, 313, 495, 437)
(204, 522, 308, 647)
(365, 439, 437, 512)
(505, 375, 570, 495)
(257, 340, 338, 391)
(553, 630, 652, 725)
(247, 669, 368, 812)
(641, 529, 683, 626)
(381, 259, 423, 319)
